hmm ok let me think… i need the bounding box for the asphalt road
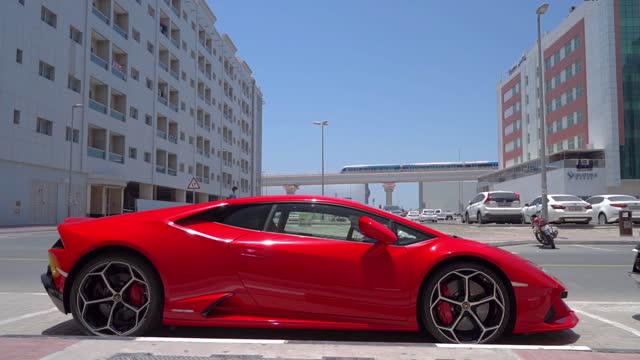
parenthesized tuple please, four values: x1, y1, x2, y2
(0, 230, 638, 351)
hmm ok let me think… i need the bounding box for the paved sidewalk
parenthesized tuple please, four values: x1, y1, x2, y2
(1, 335, 640, 360)
(0, 225, 56, 234)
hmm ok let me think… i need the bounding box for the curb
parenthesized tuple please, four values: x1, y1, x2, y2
(490, 239, 639, 247)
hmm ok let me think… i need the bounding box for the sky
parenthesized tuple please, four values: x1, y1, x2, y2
(207, 0, 584, 209)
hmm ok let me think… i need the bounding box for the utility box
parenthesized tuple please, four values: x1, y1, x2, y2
(619, 210, 633, 236)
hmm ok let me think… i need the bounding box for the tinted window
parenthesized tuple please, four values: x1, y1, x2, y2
(608, 196, 638, 202)
(529, 197, 541, 206)
(586, 196, 602, 204)
(389, 222, 435, 246)
(176, 204, 273, 231)
(551, 195, 582, 202)
(490, 192, 518, 201)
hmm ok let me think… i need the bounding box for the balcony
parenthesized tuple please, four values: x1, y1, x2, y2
(88, 146, 106, 159)
(157, 128, 167, 139)
(170, 69, 179, 81)
(109, 152, 124, 163)
(110, 108, 125, 122)
(203, 177, 210, 184)
(113, 23, 127, 39)
(171, 37, 180, 49)
(159, 61, 168, 72)
(197, 148, 203, 155)
(168, 133, 177, 144)
(156, 165, 166, 173)
(89, 99, 107, 114)
(196, 176, 204, 183)
(92, 6, 110, 25)
(91, 53, 108, 70)
(158, 96, 168, 106)
(169, 102, 178, 112)
(111, 63, 126, 81)
(168, 168, 177, 176)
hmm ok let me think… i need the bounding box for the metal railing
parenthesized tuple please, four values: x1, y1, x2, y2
(87, 146, 106, 159)
(169, 102, 178, 112)
(170, 69, 179, 80)
(168, 134, 178, 143)
(110, 108, 125, 122)
(156, 165, 166, 173)
(157, 95, 168, 106)
(203, 177, 210, 184)
(156, 128, 167, 139)
(167, 168, 177, 176)
(113, 23, 128, 39)
(171, 36, 180, 49)
(108, 152, 124, 163)
(111, 66, 127, 81)
(89, 99, 107, 114)
(91, 53, 108, 70)
(92, 6, 110, 25)
(159, 61, 169, 72)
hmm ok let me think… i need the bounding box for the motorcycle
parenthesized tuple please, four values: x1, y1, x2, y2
(532, 210, 558, 249)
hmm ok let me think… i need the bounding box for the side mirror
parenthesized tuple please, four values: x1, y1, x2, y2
(524, 203, 529, 207)
(467, 201, 472, 205)
(358, 216, 397, 245)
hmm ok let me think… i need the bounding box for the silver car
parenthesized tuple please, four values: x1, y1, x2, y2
(522, 194, 592, 224)
(464, 191, 522, 224)
(586, 195, 640, 224)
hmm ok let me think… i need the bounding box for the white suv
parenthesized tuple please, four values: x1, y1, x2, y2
(464, 191, 522, 224)
(586, 195, 640, 224)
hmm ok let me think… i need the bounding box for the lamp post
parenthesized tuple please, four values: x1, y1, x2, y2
(67, 104, 83, 218)
(536, 4, 550, 221)
(312, 121, 328, 196)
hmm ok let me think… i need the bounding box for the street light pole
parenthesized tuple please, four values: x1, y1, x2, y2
(67, 104, 83, 218)
(313, 121, 328, 196)
(536, 4, 550, 221)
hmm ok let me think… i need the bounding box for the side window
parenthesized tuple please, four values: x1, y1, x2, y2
(222, 204, 273, 230)
(531, 197, 542, 206)
(391, 222, 435, 246)
(591, 197, 603, 205)
(474, 194, 484, 204)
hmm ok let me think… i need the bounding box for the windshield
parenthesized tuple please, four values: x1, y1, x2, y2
(423, 209, 435, 214)
(408, 211, 419, 215)
(609, 195, 638, 202)
(490, 193, 519, 201)
(551, 195, 583, 202)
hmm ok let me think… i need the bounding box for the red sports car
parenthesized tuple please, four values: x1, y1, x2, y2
(41, 195, 578, 343)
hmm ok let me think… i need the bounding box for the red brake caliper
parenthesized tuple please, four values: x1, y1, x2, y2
(437, 283, 454, 326)
(128, 282, 146, 307)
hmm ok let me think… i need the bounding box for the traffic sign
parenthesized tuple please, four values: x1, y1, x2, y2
(187, 177, 200, 190)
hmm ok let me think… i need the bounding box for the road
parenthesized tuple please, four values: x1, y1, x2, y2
(0, 230, 638, 353)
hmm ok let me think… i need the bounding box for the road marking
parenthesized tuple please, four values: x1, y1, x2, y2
(571, 244, 614, 252)
(0, 258, 47, 261)
(574, 309, 640, 337)
(135, 337, 287, 344)
(0, 308, 57, 326)
(568, 301, 640, 305)
(539, 264, 629, 268)
(0, 292, 48, 296)
(435, 344, 591, 351)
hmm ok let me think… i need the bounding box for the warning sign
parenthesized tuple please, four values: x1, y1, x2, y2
(187, 177, 200, 190)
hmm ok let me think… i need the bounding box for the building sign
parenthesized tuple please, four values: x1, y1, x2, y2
(567, 170, 598, 181)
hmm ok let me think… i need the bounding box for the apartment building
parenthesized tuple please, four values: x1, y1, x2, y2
(496, 0, 639, 195)
(0, 0, 263, 225)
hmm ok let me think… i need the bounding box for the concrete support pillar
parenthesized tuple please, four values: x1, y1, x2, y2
(283, 185, 299, 195)
(364, 183, 371, 205)
(383, 183, 396, 206)
(175, 189, 186, 203)
(139, 183, 153, 200)
(197, 192, 209, 203)
(418, 182, 425, 210)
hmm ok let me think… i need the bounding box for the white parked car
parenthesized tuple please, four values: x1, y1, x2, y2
(434, 209, 454, 221)
(406, 210, 421, 222)
(420, 209, 438, 222)
(464, 191, 522, 224)
(585, 195, 640, 224)
(522, 194, 592, 224)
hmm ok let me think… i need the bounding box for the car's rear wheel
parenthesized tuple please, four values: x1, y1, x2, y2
(464, 213, 470, 224)
(420, 261, 511, 343)
(70, 252, 163, 336)
(477, 212, 485, 224)
(598, 213, 608, 225)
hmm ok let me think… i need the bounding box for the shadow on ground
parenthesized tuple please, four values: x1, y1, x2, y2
(40, 319, 580, 346)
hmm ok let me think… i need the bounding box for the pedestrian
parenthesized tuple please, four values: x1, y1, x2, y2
(228, 186, 238, 199)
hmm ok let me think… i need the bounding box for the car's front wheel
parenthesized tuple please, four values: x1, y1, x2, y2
(70, 252, 163, 336)
(420, 261, 511, 343)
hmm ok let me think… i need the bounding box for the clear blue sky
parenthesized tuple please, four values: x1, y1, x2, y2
(208, 0, 583, 209)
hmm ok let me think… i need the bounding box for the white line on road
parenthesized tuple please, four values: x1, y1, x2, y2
(568, 301, 640, 305)
(435, 344, 591, 351)
(0, 292, 48, 296)
(571, 244, 614, 252)
(574, 309, 640, 337)
(135, 337, 287, 344)
(0, 308, 57, 326)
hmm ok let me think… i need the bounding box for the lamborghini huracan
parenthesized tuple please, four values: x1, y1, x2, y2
(42, 195, 578, 343)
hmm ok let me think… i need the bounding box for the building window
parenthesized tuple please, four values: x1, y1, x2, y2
(132, 28, 140, 43)
(144, 152, 151, 163)
(13, 110, 20, 125)
(189, 136, 194, 145)
(69, 26, 82, 44)
(183, 10, 187, 20)
(190, 79, 195, 88)
(36, 117, 53, 136)
(65, 126, 79, 143)
(188, 166, 193, 175)
(189, 108, 194, 117)
(148, 5, 155, 18)
(147, 42, 154, 54)
(18, 0, 25, 5)
(129, 106, 138, 119)
(16, 49, 23, 64)
(577, 111, 583, 123)
(576, 85, 583, 97)
(145, 114, 152, 125)
(129, 147, 137, 159)
(577, 135, 584, 149)
(67, 75, 81, 93)
(41, 6, 57, 28)
(39, 61, 55, 81)
(181, 71, 186, 81)
(181, 101, 186, 111)
(146, 78, 153, 90)
(179, 163, 184, 172)
(568, 137, 575, 150)
(131, 67, 139, 80)
(182, 40, 187, 50)
(180, 131, 185, 141)
(191, 22, 196, 31)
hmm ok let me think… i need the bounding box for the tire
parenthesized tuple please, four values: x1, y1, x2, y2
(420, 261, 511, 344)
(477, 212, 485, 224)
(464, 213, 470, 224)
(598, 213, 608, 225)
(70, 252, 163, 336)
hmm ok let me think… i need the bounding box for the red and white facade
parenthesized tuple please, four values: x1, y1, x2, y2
(497, 1, 636, 193)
